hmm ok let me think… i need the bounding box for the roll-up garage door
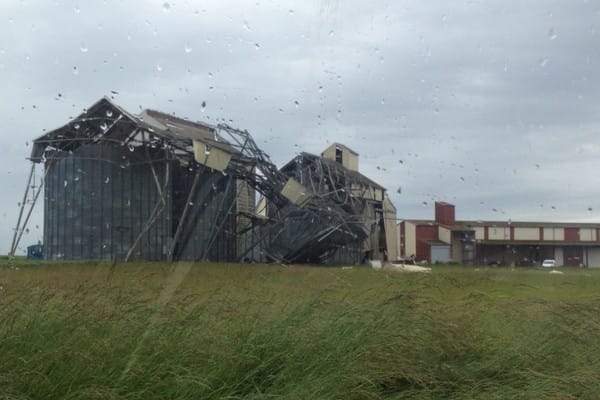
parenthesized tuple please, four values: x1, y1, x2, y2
(431, 244, 451, 263)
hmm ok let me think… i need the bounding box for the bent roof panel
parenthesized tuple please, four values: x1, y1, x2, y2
(281, 151, 385, 191)
(31, 97, 236, 161)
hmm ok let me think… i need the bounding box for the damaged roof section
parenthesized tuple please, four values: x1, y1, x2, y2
(25, 97, 396, 264)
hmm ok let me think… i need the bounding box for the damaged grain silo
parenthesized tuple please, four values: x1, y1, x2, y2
(10, 97, 397, 264)
(276, 144, 398, 264)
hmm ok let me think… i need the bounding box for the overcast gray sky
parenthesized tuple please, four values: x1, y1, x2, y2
(2, 0, 600, 255)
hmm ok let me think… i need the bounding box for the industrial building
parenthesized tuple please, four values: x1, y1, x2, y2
(10, 97, 397, 264)
(399, 202, 600, 267)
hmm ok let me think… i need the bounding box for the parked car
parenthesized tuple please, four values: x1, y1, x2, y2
(541, 259, 557, 268)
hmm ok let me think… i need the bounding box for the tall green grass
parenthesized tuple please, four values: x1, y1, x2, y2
(2, 262, 600, 399)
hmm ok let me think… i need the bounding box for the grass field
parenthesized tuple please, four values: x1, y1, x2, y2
(2, 261, 600, 399)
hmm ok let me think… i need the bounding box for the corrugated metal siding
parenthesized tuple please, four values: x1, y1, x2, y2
(44, 143, 171, 260)
(170, 167, 238, 261)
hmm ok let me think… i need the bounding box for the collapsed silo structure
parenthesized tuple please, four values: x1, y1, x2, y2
(27, 98, 243, 261)
(11, 97, 397, 264)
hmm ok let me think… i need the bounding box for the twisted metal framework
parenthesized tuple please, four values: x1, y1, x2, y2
(11, 97, 382, 263)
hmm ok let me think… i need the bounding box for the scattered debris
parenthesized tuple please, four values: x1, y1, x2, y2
(385, 262, 432, 273)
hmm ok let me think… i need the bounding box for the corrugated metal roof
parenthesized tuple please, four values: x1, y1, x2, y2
(31, 97, 238, 162)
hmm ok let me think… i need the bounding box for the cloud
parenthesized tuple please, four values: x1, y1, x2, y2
(2, 0, 600, 254)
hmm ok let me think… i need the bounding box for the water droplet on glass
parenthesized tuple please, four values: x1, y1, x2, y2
(72, 66, 79, 75)
(184, 44, 192, 53)
(74, 123, 80, 130)
(243, 20, 251, 32)
(104, 177, 110, 184)
(106, 109, 113, 117)
(588, 207, 593, 212)
(156, 64, 163, 72)
(64, 180, 68, 187)
(162, 2, 171, 11)
(294, 100, 299, 108)
(201, 101, 206, 112)
(74, 5, 81, 13)
(128, 143, 134, 152)
(79, 43, 88, 53)
(254, 43, 260, 49)
(74, 176, 80, 182)
(548, 28, 557, 40)
(208, 72, 213, 78)
(100, 122, 108, 131)
(539, 58, 548, 68)
(422, 201, 428, 207)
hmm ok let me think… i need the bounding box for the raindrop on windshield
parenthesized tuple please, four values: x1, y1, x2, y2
(100, 122, 108, 131)
(162, 2, 171, 12)
(106, 109, 113, 117)
(548, 28, 558, 40)
(79, 43, 88, 53)
(184, 44, 192, 53)
(104, 177, 110, 184)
